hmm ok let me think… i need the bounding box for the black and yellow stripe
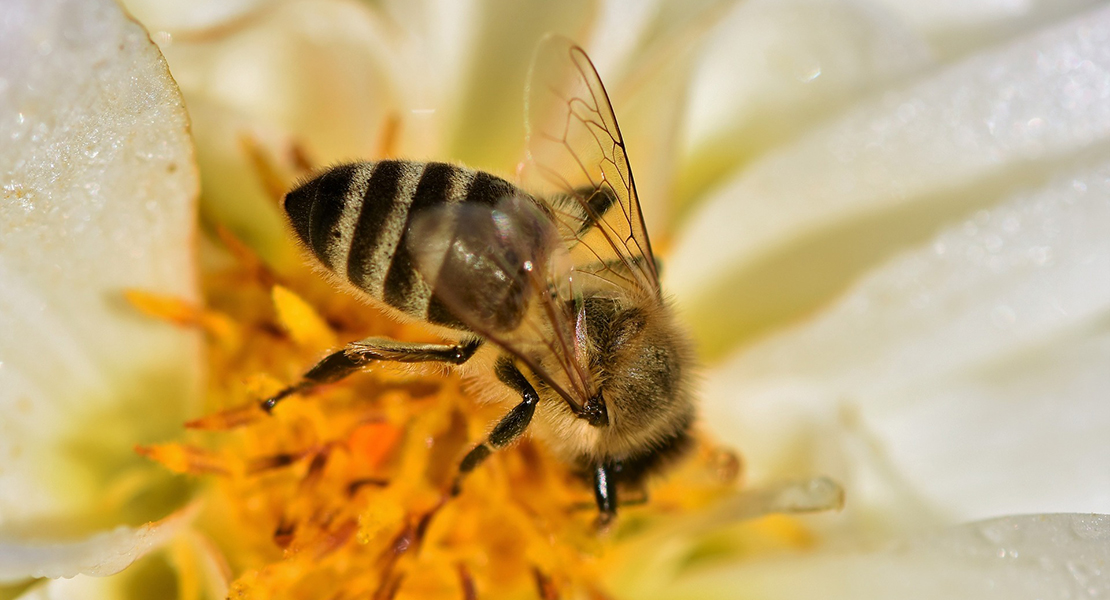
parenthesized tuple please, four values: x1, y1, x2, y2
(284, 160, 522, 329)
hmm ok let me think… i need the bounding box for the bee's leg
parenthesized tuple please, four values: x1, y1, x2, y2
(593, 462, 619, 525)
(261, 336, 483, 412)
(451, 357, 540, 494)
(569, 485, 646, 513)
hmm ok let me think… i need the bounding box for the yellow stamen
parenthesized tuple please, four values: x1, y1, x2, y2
(136, 444, 233, 476)
(124, 289, 239, 348)
(271, 284, 338, 349)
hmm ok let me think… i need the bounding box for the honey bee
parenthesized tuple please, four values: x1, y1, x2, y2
(265, 35, 695, 523)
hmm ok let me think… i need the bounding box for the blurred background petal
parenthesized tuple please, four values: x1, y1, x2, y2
(872, 0, 1106, 59)
(143, 0, 408, 266)
(676, 0, 933, 214)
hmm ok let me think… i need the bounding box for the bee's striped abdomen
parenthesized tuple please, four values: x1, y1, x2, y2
(283, 160, 521, 329)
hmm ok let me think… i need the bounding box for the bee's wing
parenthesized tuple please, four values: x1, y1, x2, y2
(524, 34, 661, 298)
(408, 195, 596, 412)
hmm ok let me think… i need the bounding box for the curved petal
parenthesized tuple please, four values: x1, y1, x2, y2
(670, 4, 1110, 358)
(10, 530, 227, 600)
(0, 507, 194, 581)
(152, 0, 406, 265)
(858, 328, 1110, 521)
(0, 0, 201, 569)
(703, 159, 1110, 525)
(14, 576, 120, 600)
(869, 0, 1106, 58)
(447, 0, 596, 171)
(119, 0, 267, 35)
(640, 513, 1110, 600)
(675, 0, 933, 210)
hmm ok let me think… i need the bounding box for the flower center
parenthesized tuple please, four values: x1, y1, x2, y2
(132, 218, 783, 600)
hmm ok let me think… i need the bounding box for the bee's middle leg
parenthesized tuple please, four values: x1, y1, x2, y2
(261, 336, 483, 412)
(451, 357, 539, 495)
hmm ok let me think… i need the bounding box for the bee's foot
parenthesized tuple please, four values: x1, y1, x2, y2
(593, 510, 616, 532)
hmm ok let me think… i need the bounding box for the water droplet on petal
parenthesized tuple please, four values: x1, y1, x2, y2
(1071, 514, 1110, 541)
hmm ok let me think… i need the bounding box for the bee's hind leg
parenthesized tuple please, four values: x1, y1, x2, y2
(261, 336, 483, 412)
(451, 357, 540, 495)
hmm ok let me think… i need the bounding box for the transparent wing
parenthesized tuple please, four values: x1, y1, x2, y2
(524, 34, 661, 298)
(408, 195, 596, 412)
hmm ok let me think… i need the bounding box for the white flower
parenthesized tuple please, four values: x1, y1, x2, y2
(4, 0, 1110, 597)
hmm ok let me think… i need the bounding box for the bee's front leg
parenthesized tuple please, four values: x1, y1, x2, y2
(451, 356, 540, 495)
(261, 336, 483, 412)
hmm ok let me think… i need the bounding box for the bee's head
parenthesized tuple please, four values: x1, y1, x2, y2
(566, 293, 697, 486)
(579, 295, 694, 435)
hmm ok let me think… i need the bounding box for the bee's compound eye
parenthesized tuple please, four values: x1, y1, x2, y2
(583, 393, 608, 427)
(612, 309, 646, 348)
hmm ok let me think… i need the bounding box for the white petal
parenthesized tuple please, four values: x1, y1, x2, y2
(600, 0, 741, 239)
(677, 0, 932, 208)
(861, 328, 1110, 520)
(703, 159, 1110, 523)
(712, 160, 1110, 397)
(158, 0, 479, 158)
(119, 0, 266, 35)
(670, 4, 1110, 357)
(447, 0, 596, 171)
(613, 478, 845, 593)
(867, 0, 1106, 57)
(10, 532, 223, 600)
(0, 0, 200, 562)
(153, 0, 467, 264)
(641, 513, 1110, 600)
(15, 576, 120, 600)
(582, 0, 666, 77)
(159, 0, 399, 161)
(0, 507, 194, 581)
(372, 0, 479, 151)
